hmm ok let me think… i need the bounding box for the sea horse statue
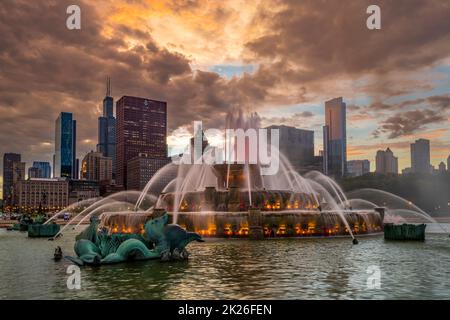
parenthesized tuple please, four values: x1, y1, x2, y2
(65, 210, 204, 266)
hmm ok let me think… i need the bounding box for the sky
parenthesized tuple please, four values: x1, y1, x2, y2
(1, 0, 450, 198)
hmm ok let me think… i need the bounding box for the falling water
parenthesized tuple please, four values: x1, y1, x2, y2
(307, 179, 356, 240)
(43, 197, 101, 225)
(50, 108, 448, 241)
(53, 191, 143, 239)
(135, 163, 178, 211)
(305, 171, 349, 209)
(347, 188, 449, 233)
(226, 162, 230, 189)
(245, 163, 253, 207)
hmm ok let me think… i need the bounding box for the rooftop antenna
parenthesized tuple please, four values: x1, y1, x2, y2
(106, 76, 111, 97)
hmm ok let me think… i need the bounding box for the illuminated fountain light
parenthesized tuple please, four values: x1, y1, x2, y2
(52, 110, 442, 241)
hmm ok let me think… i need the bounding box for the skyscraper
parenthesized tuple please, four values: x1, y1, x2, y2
(2, 153, 21, 207)
(81, 151, 113, 182)
(29, 161, 51, 178)
(54, 112, 77, 178)
(411, 139, 431, 173)
(28, 167, 41, 179)
(97, 77, 116, 178)
(347, 160, 370, 177)
(116, 96, 167, 188)
(12, 161, 25, 181)
(126, 155, 171, 191)
(266, 125, 314, 173)
(11, 161, 25, 208)
(323, 97, 347, 177)
(375, 148, 398, 174)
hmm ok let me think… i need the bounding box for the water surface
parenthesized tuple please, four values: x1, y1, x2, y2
(1, 228, 450, 299)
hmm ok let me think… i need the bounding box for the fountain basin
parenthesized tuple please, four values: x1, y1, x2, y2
(97, 209, 383, 239)
(384, 223, 426, 241)
(171, 209, 383, 238)
(28, 223, 60, 238)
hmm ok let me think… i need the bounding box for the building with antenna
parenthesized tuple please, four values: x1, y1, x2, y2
(97, 77, 116, 179)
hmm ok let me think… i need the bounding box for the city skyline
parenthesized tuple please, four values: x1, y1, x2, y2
(1, 1, 450, 197)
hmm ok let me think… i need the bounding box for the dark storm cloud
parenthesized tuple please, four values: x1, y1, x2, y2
(351, 94, 450, 139)
(0, 0, 274, 174)
(376, 109, 447, 139)
(365, 94, 450, 114)
(245, 0, 450, 92)
(396, 94, 450, 110)
(2, 0, 450, 180)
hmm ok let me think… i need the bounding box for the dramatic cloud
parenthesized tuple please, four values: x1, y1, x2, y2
(245, 0, 450, 92)
(261, 111, 319, 129)
(2, 0, 450, 192)
(398, 94, 450, 110)
(376, 109, 447, 139)
(0, 1, 269, 167)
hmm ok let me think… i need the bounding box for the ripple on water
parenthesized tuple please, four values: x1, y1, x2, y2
(1, 229, 450, 299)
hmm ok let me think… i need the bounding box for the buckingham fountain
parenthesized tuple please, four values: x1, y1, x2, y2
(155, 162, 384, 240)
(49, 111, 443, 265)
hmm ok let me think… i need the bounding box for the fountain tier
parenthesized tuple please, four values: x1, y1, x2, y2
(150, 164, 385, 238)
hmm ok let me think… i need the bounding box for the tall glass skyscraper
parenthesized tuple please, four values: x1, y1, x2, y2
(323, 97, 347, 178)
(54, 112, 77, 178)
(97, 77, 116, 178)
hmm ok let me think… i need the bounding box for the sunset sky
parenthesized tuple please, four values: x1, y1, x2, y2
(1, 0, 450, 197)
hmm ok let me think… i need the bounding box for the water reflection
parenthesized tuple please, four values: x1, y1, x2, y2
(1, 229, 450, 299)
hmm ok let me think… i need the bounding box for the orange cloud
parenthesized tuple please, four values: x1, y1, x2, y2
(104, 0, 262, 66)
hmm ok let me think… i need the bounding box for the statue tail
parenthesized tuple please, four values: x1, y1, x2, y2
(188, 232, 205, 242)
(64, 256, 84, 266)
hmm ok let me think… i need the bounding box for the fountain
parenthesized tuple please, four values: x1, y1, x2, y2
(58, 110, 444, 256)
(142, 110, 384, 241)
(154, 162, 384, 240)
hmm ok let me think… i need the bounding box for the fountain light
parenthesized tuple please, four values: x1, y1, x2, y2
(59, 113, 397, 241)
(277, 224, 287, 235)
